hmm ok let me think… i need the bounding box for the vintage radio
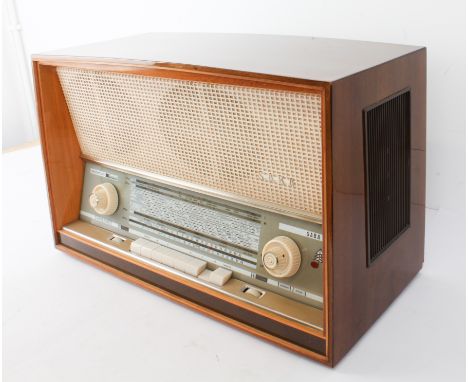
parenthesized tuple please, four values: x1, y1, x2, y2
(33, 33, 426, 366)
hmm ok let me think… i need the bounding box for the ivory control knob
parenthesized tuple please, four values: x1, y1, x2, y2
(89, 183, 119, 215)
(261, 236, 301, 278)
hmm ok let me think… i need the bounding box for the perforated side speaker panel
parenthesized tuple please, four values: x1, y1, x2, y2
(364, 90, 411, 264)
(57, 67, 323, 219)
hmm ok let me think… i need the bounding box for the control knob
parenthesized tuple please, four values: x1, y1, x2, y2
(261, 236, 301, 278)
(89, 183, 119, 215)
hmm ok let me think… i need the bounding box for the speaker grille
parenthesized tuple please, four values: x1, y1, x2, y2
(364, 90, 411, 265)
(57, 67, 323, 219)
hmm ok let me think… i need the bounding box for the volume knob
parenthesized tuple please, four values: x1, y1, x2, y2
(262, 236, 301, 278)
(89, 183, 119, 215)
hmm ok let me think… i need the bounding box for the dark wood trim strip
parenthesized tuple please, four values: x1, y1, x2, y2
(59, 232, 327, 357)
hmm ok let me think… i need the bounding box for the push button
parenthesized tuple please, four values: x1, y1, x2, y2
(209, 268, 232, 286)
(130, 238, 207, 276)
(197, 267, 232, 286)
(243, 286, 264, 298)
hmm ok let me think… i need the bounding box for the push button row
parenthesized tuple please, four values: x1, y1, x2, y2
(131, 238, 206, 276)
(130, 238, 232, 286)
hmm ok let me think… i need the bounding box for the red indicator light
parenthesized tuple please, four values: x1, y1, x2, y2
(311, 260, 319, 269)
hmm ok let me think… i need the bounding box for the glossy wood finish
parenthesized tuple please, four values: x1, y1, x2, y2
(57, 242, 330, 362)
(34, 57, 330, 92)
(64, 220, 326, 336)
(33, 62, 84, 242)
(33, 34, 426, 367)
(330, 48, 426, 365)
(320, 84, 333, 359)
(33, 57, 333, 364)
(34, 33, 421, 82)
(58, 232, 328, 360)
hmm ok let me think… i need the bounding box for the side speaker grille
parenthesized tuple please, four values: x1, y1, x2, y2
(364, 90, 411, 265)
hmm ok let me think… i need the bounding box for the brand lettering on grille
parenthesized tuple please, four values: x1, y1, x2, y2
(259, 172, 295, 187)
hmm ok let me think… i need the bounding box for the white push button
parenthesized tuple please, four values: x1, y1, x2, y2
(198, 269, 212, 283)
(142, 241, 158, 258)
(197, 267, 232, 286)
(209, 268, 232, 286)
(130, 238, 153, 255)
(244, 287, 263, 298)
(131, 238, 207, 276)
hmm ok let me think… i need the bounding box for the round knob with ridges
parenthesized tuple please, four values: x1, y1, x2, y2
(89, 183, 119, 215)
(261, 236, 301, 278)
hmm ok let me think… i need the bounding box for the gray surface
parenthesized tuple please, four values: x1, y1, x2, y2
(3, 145, 465, 381)
(36, 33, 422, 82)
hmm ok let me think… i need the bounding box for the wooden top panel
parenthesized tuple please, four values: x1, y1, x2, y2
(34, 33, 422, 82)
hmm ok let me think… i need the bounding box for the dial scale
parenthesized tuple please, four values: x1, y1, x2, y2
(80, 163, 324, 309)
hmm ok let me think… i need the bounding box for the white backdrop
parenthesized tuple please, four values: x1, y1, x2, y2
(4, 0, 466, 218)
(2, 2, 466, 381)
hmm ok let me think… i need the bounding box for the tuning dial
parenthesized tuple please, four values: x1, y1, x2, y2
(89, 183, 119, 215)
(261, 236, 301, 278)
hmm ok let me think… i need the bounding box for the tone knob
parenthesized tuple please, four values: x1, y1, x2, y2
(261, 236, 301, 278)
(89, 183, 119, 215)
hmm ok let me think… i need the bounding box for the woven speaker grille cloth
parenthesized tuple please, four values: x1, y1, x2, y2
(57, 67, 323, 218)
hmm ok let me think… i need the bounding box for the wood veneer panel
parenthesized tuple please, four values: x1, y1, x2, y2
(320, 84, 333, 358)
(58, 232, 329, 362)
(33, 38, 425, 365)
(330, 49, 426, 365)
(35, 59, 327, 95)
(33, 62, 84, 241)
(34, 58, 332, 362)
(32, 33, 421, 82)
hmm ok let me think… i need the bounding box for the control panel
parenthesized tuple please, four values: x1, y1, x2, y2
(79, 163, 324, 309)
